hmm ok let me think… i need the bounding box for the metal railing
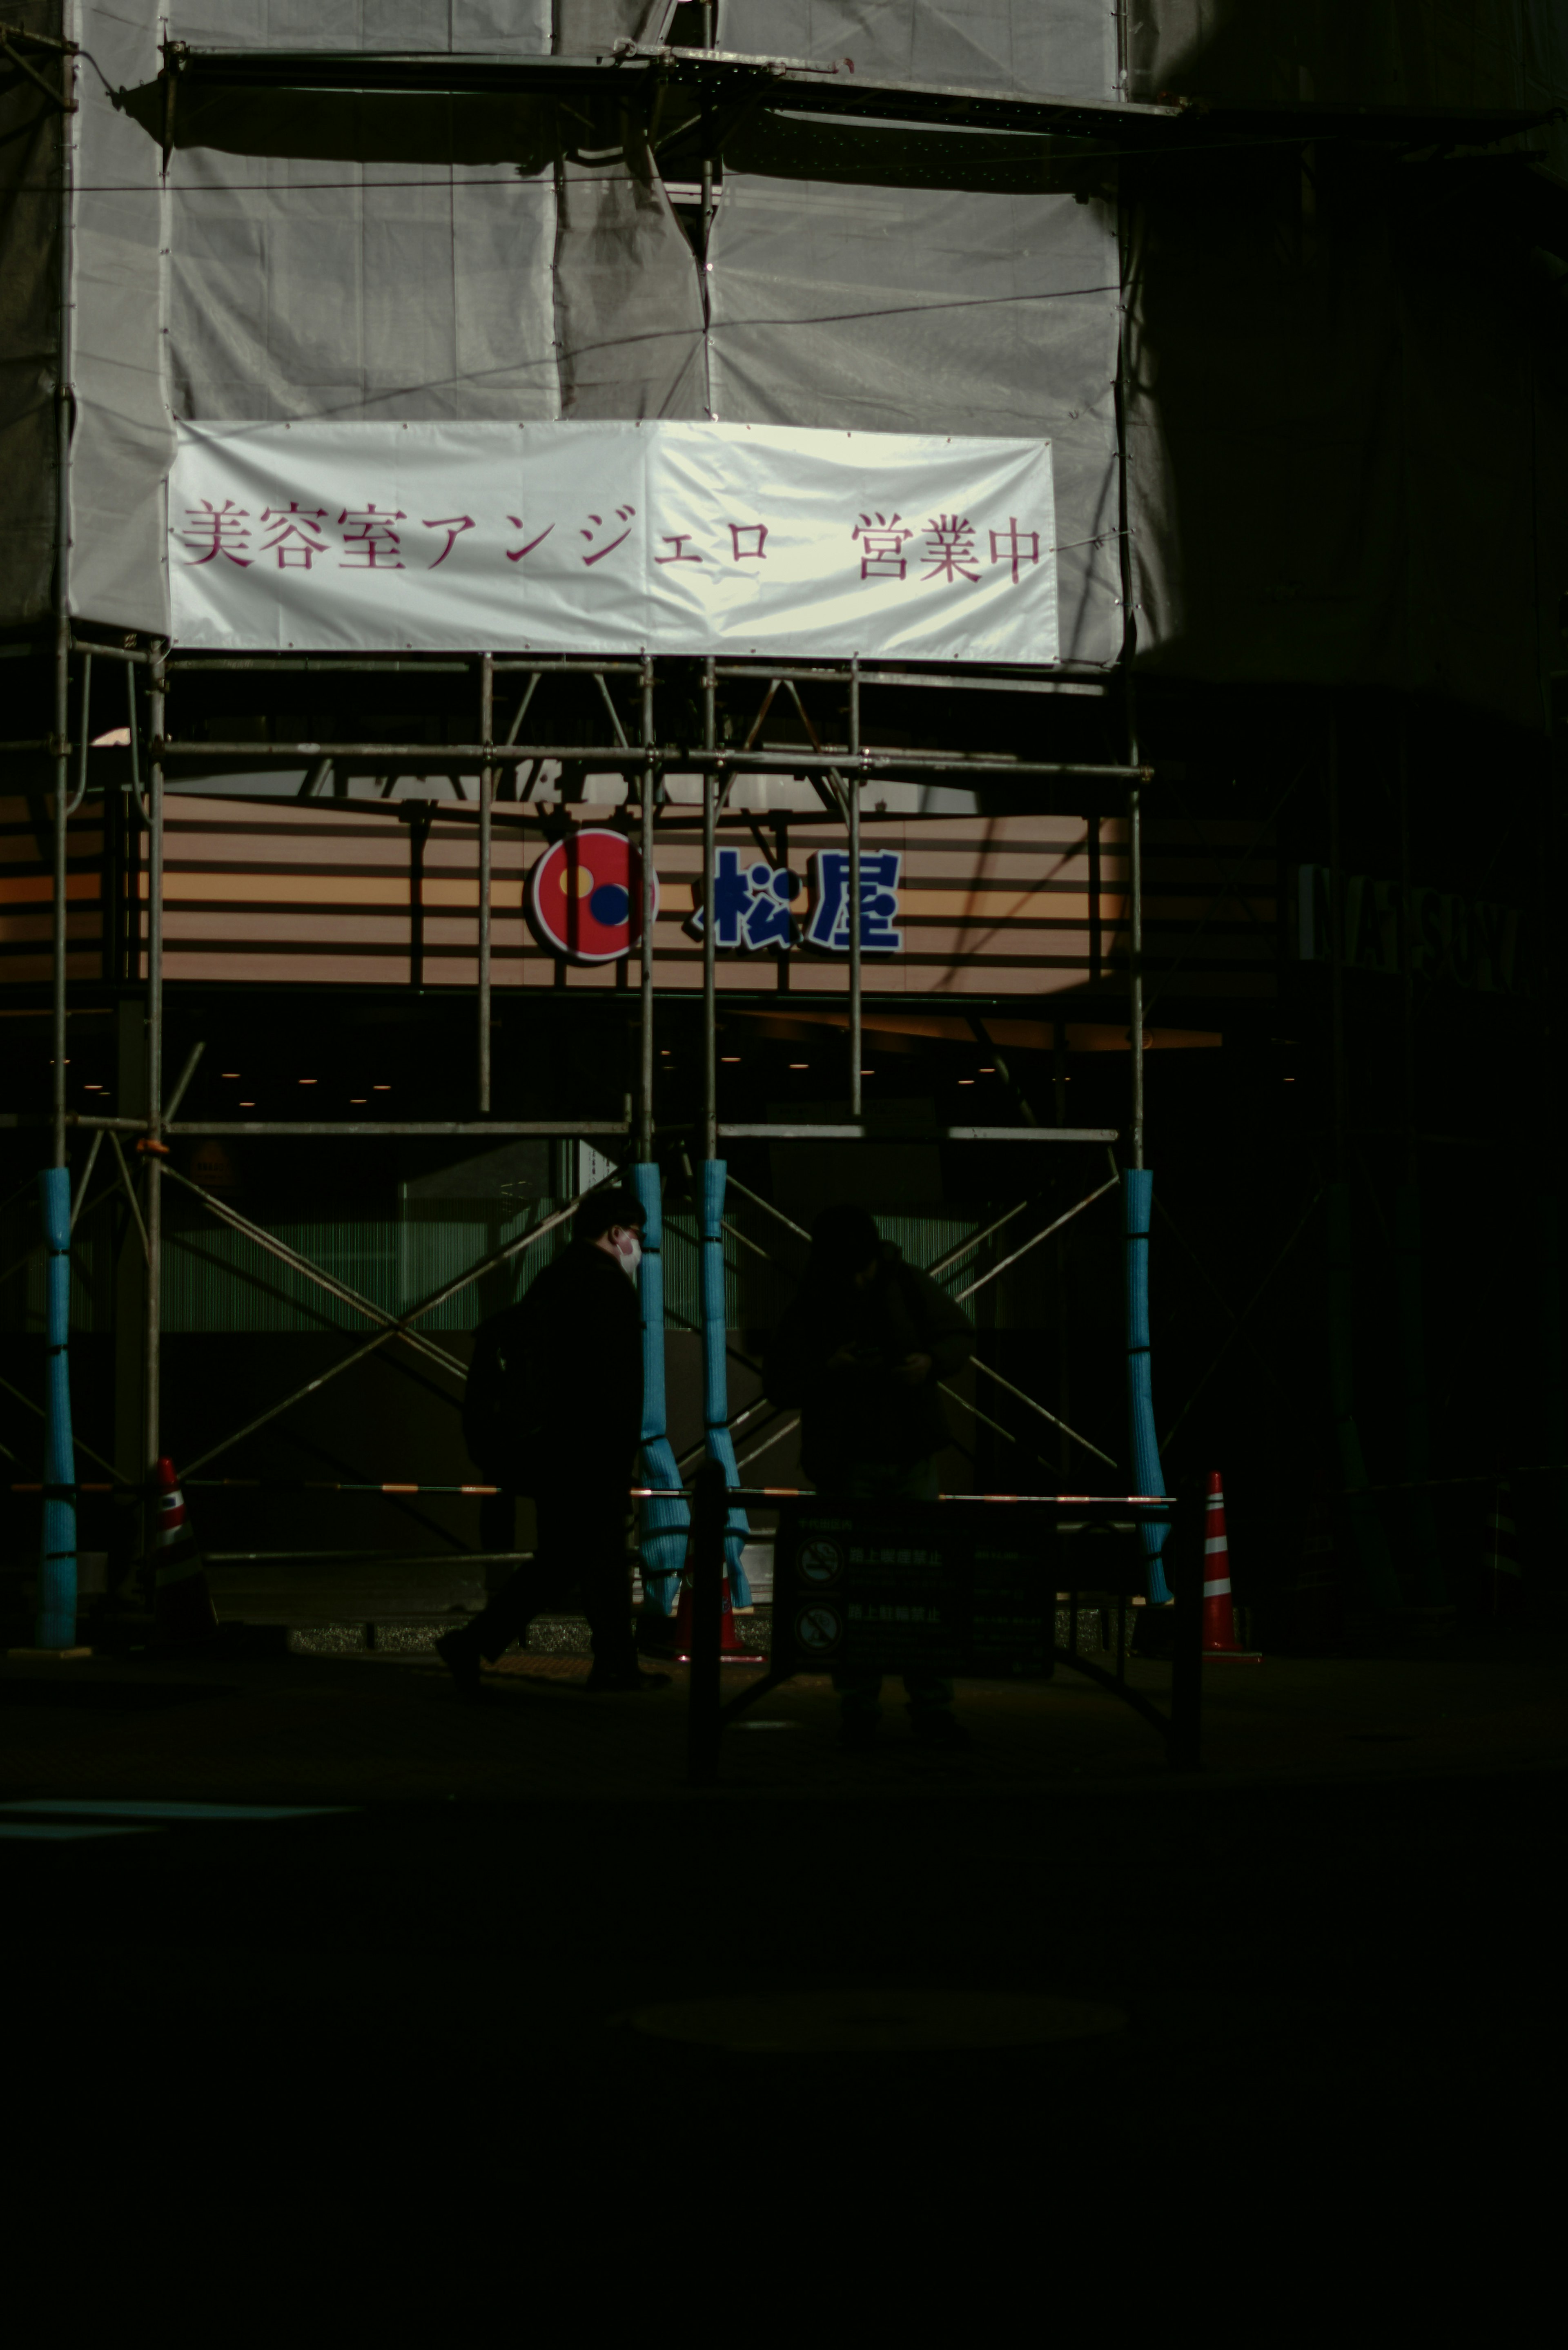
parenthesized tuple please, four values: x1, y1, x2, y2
(677, 1462, 1196, 1784)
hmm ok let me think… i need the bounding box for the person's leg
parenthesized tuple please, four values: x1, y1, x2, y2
(830, 1463, 898, 1740)
(893, 1458, 963, 1736)
(574, 1476, 638, 1677)
(446, 1486, 571, 1666)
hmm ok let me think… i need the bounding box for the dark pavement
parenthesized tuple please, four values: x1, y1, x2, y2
(2, 1633, 1561, 2307)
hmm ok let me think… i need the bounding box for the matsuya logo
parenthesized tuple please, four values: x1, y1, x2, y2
(527, 828, 654, 964)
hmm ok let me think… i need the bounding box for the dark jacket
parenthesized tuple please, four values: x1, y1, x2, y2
(763, 1242, 974, 1483)
(464, 1240, 643, 1492)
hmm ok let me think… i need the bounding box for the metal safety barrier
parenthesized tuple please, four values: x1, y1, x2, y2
(677, 1461, 1198, 1784)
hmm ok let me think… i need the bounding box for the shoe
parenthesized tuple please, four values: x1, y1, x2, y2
(838, 1714, 880, 1752)
(911, 1711, 973, 1749)
(585, 1664, 671, 1693)
(434, 1628, 483, 1698)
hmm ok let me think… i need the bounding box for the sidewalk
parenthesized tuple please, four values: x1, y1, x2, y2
(3, 1629, 1563, 1807)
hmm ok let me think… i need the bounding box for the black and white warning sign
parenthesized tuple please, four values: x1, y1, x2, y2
(772, 1502, 1054, 1678)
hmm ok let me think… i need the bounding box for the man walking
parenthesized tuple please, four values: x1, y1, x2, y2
(437, 1184, 667, 1695)
(764, 1204, 975, 1748)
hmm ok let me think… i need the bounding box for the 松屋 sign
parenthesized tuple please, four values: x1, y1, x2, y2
(170, 419, 1058, 664)
(521, 835, 900, 964)
(689, 847, 902, 955)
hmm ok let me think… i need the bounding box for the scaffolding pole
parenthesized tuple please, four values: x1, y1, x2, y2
(1127, 777, 1145, 1170)
(639, 653, 656, 1164)
(145, 649, 166, 1492)
(702, 656, 717, 1162)
(477, 651, 493, 1113)
(848, 656, 862, 1119)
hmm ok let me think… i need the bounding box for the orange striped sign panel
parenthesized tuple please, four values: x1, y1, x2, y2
(0, 798, 1276, 1000)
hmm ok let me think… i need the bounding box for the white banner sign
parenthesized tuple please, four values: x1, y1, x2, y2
(170, 419, 1057, 664)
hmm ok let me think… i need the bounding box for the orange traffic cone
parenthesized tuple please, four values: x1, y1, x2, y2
(1202, 1472, 1262, 1661)
(672, 1540, 759, 1666)
(151, 1456, 219, 1645)
(1482, 1480, 1524, 1621)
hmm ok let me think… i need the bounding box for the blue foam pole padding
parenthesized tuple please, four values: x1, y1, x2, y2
(634, 1162, 686, 1619)
(1123, 1168, 1172, 1607)
(699, 1159, 753, 1607)
(37, 1166, 78, 1648)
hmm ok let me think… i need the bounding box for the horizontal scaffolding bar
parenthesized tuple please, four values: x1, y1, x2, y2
(0, 1113, 149, 1134)
(167, 43, 1184, 138)
(163, 1120, 630, 1139)
(632, 1488, 1173, 1507)
(0, 1115, 630, 1139)
(719, 667, 1110, 697)
(194, 1481, 504, 1496)
(155, 740, 1153, 781)
(205, 1550, 528, 1564)
(717, 1124, 1118, 1142)
(7, 1478, 1167, 1506)
(159, 650, 1109, 692)
(68, 637, 149, 665)
(165, 656, 642, 677)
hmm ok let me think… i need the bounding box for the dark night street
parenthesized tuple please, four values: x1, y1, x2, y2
(4, 1634, 1561, 2296)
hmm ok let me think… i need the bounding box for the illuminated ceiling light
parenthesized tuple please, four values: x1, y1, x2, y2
(239, 1101, 255, 1107)
(789, 1062, 808, 1069)
(221, 1071, 240, 1079)
(372, 1084, 391, 1091)
(978, 1066, 995, 1073)
(958, 1078, 975, 1086)
(350, 1097, 367, 1104)
(721, 1055, 741, 1063)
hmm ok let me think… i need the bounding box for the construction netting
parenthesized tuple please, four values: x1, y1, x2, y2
(2, 2, 1567, 723)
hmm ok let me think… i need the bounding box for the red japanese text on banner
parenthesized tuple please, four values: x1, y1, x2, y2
(170, 420, 1058, 664)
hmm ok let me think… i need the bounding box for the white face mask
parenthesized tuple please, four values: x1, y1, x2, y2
(614, 1231, 642, 1283)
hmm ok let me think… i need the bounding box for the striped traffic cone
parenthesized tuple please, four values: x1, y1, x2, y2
(1202, 1472, 1262, 1661)
(151, 1456, 219, 1645)
(1482, 1480, 1524, 1620)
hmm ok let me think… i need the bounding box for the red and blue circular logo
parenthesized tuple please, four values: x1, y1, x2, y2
(526, 827, 655, 965)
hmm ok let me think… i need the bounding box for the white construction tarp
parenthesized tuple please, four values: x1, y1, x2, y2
(171, 417, 1058, 660)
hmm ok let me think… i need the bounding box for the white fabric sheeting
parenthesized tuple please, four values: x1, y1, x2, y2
(167, 147, 559, 426)
(553, 153, 706, 420)
(707, 177, 1122, 664)
(720, 1, 1118, 99)
(170, 416, 1059, 660)
(0, 0, 65, 624)
(66, 2, 172, 634)
(173, 3, 551, 50)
